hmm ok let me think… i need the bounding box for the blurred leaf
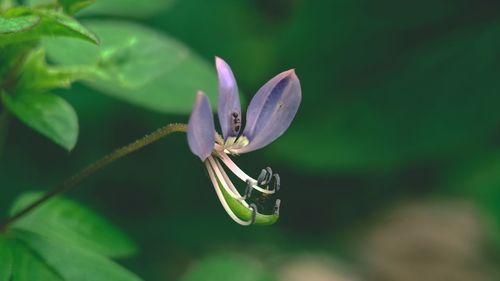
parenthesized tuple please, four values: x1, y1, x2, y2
(271, 16, 500, 172)
(0, 237, 13, 281)
(8, 238, 64, 281)
(1, 193, 141, 279)
(0, 7, 99, 46)
(441, 152, 500, 239)
(0, 42, 35, 81)
(25, 0, 95, 14)
(33, 9, 98, 43)
(182, 254, 277, 281)
(14, 230, 142, 281)
(0, 0, 14, 11)
(24, 0, 56, 8)
(2, 91, 78, 150)
(59, 0, 95, 14)
(16, 48, 93, 93)
(81, 0, 174, 18)
(0, 14, 40, 34)
(43, 20, 217, 114)
(151, 0, 282, 85)
(10, 192, 137, 258)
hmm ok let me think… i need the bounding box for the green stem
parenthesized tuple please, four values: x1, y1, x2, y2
(0, 123, 187, 232)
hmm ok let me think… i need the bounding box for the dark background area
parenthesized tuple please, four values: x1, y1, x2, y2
(2, 0, 500, 280)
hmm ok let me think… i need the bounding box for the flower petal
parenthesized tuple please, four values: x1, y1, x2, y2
(238, 70, 301, 153)
(216, 57, 242, 140)
(187, 91, 215, 161)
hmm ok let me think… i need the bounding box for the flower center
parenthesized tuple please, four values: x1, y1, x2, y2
(222, 136, 250, 154)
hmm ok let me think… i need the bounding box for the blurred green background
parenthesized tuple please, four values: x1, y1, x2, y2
(2, 0, 500, 280)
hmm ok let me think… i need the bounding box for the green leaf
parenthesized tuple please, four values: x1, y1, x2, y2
(43, 20, 217, 114)
(81, 0, 174, 18)
(0, 44, 33, 80)
(26, 0, 95, 14)
(23, 0, 55, 8)
(3, 193, 141, 280)
(35, 9, 98, 43)
(0, 237, 13, 281)
(2, 92, 78, 150)
(27, 0, 171, 17)
(15, 48, 93, 93)
(59, 0, 95, 14)
(14, 230, 142, 281)
(182, 254, 277, 281)
(0, 0, 15, 11)
(0, 14, 40, 34)
(9, 238, 63, 281)
(10, 192, 137, 258)
(0, 8, 99, 46)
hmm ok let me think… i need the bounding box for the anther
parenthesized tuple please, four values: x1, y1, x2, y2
(274, 199, 281, 216)
(249, 203, 258, 225)
(265, 167, 273, 181)
(257, 169, 268, 185)
(244, 179, 254, 199)
(257, 167, 273, 186)
(272, 173, 280, 192)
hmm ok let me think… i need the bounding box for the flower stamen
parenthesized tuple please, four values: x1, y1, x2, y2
(216, 151, 276, 195)
(249, 203, 258, 225)
(205, 160, 254, 226)
(274, 199, 281, 216)
(272, 173, 280, 192)
(257, 167, 274, 186)
(187, 57, 300, 225)
(243, 179, 254, 199)
(207, 156, 244, 202)
(212, 156, 250, 205)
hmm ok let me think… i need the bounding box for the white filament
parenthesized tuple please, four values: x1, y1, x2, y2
(207, 157, 244, 201)
(212, 158, 250, 208)
(205, 160, 252, 226)
(216, 151, 275, 195)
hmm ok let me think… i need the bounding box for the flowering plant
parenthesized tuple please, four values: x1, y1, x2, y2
(188, 57, 301, 225)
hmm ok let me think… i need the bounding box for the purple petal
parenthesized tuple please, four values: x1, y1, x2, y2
(216, 57, 241, 140)
(187, 91, 215, 161)
(238, 70, 301, 153)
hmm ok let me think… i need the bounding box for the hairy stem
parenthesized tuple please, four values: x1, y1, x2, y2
(0, 123, 187, 232)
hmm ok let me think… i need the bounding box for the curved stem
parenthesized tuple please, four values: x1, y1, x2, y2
(0, 123, 187, 232)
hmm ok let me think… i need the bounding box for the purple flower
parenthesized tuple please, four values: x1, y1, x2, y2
(187, 57, 301, 225)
